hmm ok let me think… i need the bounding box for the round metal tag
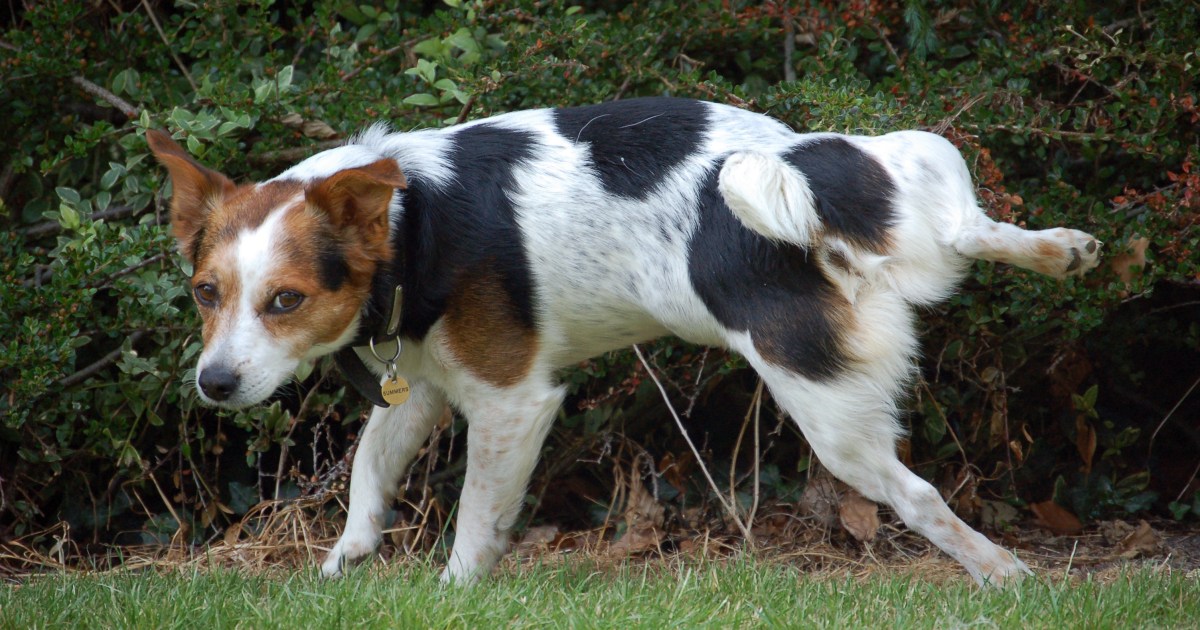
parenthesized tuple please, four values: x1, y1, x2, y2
(381, 375, 411, 405)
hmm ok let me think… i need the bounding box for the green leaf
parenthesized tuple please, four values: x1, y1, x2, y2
(100, 167, 121, 191)
(412, 38, 445, 58)
(447, 28, 480, 54)
(403, 93, 440, 107)
(56, 187, 81, 205)
(58, 204, 80, 230)
(276, 65, 294, 91)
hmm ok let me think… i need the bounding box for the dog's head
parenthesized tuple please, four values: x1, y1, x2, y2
(148, 130, 406, 408)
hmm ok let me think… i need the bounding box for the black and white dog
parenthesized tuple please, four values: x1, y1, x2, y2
(149, 97, 1100, 586)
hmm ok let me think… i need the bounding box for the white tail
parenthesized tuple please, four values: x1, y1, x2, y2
(718, 151, 822, 247)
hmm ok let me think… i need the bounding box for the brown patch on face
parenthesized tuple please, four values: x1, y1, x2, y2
(259, 205, 372, 356)
(442, 266, 538, 388)
(153, 133, 406, 364)
(190, 196, 376, 361)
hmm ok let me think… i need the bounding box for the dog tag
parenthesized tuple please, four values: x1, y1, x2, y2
(381, 374, 411, 405)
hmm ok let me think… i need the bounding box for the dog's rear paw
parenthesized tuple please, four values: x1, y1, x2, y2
(321, 534, 379, 579)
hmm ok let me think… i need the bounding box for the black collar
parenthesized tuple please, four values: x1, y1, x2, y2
(333, 284, 402, 407)
(333, 213, 406, 408)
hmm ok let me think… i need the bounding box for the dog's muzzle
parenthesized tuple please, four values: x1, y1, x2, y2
(197, 365, 240, 402)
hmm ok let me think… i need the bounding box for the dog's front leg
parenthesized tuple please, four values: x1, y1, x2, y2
(322, 379, 445, 578)
(441, 378, 566, 585)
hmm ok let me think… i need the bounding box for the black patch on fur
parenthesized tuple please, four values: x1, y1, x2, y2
(687, 163, 847, 381)
(553, 97, 708, 199)
(316, 246, 349, 291)
(363, 124, 539, 341)
(783, 138, 896, 252)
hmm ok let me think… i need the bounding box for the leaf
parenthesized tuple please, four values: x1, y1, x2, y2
(412, 38, 445, 58)
(1030, 500, 1083, 535)
(838, 489, 880, 542)
(1075, 415, 1097, 472)
(301, 120, 338, 140)
(56, 187, 81, 205)
(100, 166, 121, 191)
(277, 65, 294, 90)
(403, 93, 440, 107)
(447, 28, 480, 54)
(1115, 520, 1159, 558)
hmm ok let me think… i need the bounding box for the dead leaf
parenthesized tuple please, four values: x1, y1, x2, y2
(223, 521, 243, 546)
(301, 119, 338, 140)
(980, 500, 1020, 529)
(1115, 520, 1160, 558)
(798, 474, 839, 528)
(838, 489, 880, 542)
(515, 524, 560, 556)
(280, 112, 304, 127)
(1030, 500, 1083, 535)
(609, 458, 664, 556)
(1075, 415, 1097, 472)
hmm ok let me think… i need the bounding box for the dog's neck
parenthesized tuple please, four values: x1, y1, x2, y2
(333, 191, 411, 407)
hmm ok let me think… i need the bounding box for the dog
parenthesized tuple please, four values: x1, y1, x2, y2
(148, 97, 1100, 586)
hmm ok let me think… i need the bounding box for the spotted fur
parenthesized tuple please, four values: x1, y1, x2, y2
(149, 97, 1102, 588)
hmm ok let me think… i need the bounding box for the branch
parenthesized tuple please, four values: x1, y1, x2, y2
(247, 140, 344, 165)
(342, 42, 414, 82)
(58, 330, 149, 389)
(18, 204, 141, 239)
(140, 0, 198, 93)
(633, 344, 756, 544)
(70, 76, 139, 119)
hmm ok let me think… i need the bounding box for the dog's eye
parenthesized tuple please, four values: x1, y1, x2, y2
(269, 291, 304, 313)
(194, 283, 218, 307)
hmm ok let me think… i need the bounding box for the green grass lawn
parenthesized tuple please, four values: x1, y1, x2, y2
(2, 557, 1197, 629)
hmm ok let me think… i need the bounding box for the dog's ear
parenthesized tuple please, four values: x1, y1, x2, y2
(147, 129, 236, 261)
(306, 159, 407, 248)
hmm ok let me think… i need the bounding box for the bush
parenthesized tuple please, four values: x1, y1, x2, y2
(1, 0, 1197, 548)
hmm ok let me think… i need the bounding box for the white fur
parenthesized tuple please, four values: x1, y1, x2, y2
(213, 100, 1101, 586)
(718, 151, 821, 247)
(196, 200, 298, 407)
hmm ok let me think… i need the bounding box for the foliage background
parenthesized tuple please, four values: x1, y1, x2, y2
(1, 0, 1197, 558)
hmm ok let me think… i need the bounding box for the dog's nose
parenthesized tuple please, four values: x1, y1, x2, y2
(198, 366, 239, 401)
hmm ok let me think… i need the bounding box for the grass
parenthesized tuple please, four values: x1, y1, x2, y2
(2, 556, 1197, 629)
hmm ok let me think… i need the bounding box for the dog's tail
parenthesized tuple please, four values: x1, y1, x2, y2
(718, 151, 822, 247)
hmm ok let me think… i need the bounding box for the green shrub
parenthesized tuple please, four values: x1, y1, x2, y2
(1, 0, 1197, 547)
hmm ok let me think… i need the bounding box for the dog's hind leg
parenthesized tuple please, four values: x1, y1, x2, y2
(953, 217, 1101, 279)
(440, 376, 566, 584)
(731, 310, 1031, 586)
(322, 379, 445, 578)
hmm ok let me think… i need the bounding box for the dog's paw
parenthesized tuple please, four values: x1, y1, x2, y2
(1053, 228, 1102, 278)
(972, 550, 1033, 588)
(320, 533, 379, 579)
